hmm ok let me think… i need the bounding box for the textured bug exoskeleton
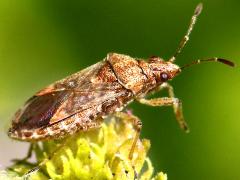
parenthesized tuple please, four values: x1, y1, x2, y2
(8, 3, 234, 175)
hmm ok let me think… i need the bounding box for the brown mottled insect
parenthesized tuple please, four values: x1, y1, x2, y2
(8, 3, 234, 174)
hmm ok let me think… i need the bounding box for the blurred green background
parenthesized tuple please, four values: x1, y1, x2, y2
(0, 0, 239, 179)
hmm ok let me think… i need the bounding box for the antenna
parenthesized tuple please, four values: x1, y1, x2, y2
(180, 57, 235, 70)
(169, 3, 203, 62)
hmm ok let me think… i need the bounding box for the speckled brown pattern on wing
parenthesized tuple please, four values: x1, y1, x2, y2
(9, 60, 133, 141)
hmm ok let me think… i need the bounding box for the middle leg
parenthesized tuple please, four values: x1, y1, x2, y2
(114, 111, 142, 160)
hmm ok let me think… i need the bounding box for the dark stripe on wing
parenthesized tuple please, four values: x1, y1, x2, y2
(12, 91, 70, 130)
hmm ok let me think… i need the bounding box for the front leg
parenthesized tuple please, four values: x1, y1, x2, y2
(138, 83, 189, 132)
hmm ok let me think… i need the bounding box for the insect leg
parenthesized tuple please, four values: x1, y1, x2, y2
(23, 141, 67, 177)
(24, 117, 104, 177)
(138, 83, 189, 132)
(114, 112, 141, 180)
(114, 111, 142, 160)
(169, 3, 203, 62)
(11, 143, 35, 165)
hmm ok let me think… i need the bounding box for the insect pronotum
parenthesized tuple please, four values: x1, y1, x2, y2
(8, 3, 234, 175)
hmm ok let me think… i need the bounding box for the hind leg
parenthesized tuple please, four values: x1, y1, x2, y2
(12, 143, 36, 165)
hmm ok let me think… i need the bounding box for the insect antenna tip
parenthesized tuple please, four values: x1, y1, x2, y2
(217, 58, 235, 67)
(195, 3, 203, 16)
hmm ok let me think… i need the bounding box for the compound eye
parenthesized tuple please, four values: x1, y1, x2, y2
(160, 72, 169, 82)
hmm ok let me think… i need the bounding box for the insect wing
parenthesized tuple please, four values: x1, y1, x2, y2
(9, 61, 126, 134)
(10, 91, 70, 131)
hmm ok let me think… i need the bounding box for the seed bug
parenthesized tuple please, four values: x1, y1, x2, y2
(8, 3, 234, 175)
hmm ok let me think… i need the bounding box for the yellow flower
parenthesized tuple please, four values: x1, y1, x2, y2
(8, 117, 167, 180)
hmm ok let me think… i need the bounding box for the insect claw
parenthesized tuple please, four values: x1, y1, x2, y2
(133, 166, 138, 180)
(182, 123, 190, 133)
